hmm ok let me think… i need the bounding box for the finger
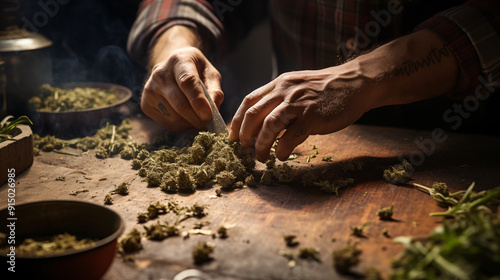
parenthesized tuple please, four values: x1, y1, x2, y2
(147, 64, 206, 130)
(174, 62, 212, 121)
(229, 81, 276, 141)
(141, 91, 192, 132)
(274, 120, 311, 161)
(164, 84, 207, 130)
(202, 71, 224, 108)
(238, 93, 283, 150)
(254, 103, 297, 162)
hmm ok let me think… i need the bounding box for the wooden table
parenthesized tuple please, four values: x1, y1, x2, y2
(1, 116, 499, 280)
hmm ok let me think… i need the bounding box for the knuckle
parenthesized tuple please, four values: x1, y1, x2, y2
(241, 94, 255, 107)
(178, 72, 198, 85)
(244, 106, 261, 119)
(212, 89, 224, 103)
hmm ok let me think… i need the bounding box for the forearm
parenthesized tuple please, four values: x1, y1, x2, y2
(344, 30, 460, 111)
(148, 25, 204, 68)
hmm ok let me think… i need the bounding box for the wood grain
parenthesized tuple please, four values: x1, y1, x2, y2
(1, 116, 499, 280)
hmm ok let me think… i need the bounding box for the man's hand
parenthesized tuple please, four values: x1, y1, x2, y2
(141, 26, 223, 132)
(230, 30, 459, 162)
(229, 67, 375, 162)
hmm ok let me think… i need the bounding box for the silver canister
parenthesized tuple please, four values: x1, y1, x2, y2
(0, 0, 53, 116)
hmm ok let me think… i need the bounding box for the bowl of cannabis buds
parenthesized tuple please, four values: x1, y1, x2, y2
(0, 200, 124, 280)
(29, 82, 132, 137)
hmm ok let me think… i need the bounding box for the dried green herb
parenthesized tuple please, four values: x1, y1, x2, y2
(138, 132, 254, 193)
(215, 188, 222, 197)
(333, 241, 362, 274)
(0, 115, 33, 143)
(298, 247, 321, 262)
(350, 223, 369, 237)
(313, 178, 355, 195)
(104, 194, 113, 205)
(216, 170, 236, 190)
(33, 119, 136, 158)
(413, 182, 463, 206)
(383, 160, 413, 185)
(70, 189, 89, 196)
(244, 174, 256, 187)
(29, 84, 120, 112)
(118, 228, 142, 255)
(283, 234, 299, 247)
(217, 226, 228, 238)
(144, 221, 179, 240)
(340, 160, 364, 172)
(377, 205, 395, 221)
(137, 212, 149, 223)
(260, 162, 296, 185)
(322, 156, 333, 162)
(0, 233, 96, 257)
(111, 182, 129, 195)
(193, 221, 211, 229)
(192, 242, 215, 265)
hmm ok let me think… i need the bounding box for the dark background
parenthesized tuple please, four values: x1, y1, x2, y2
(17, 0, 500, 136)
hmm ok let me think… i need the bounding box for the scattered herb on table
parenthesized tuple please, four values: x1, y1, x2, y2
(377, 205, 395, 221)
(350, 223, 370, 237)
(104, 194, 113, 205)
(333, 241, 361, 274)
(118, 228, 142, 255)
(283, 234, 299, 247)
(192, 242, 215, 265)
(298, 247, 321, 262)
(383, 160, 413, 185)
(217, 226, 228, 239)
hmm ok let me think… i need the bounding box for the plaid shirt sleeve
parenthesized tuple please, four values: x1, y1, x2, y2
(127, 0, 223, 66)
(127, 0, 267, 67)
(416, 0, 500, 98)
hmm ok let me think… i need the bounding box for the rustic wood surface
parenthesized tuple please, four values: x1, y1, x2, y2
(1, 115, 499, 280)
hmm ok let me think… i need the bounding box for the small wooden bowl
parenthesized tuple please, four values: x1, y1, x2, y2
(31, 82, 132, 138)
(0, 124, 33, 185)
(0, 200, 125, 280)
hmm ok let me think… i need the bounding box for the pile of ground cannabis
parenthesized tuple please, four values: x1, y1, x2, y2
(0, 232, 96, 257)
(29, 84, 120, 112)
(134, 132, 256, 193)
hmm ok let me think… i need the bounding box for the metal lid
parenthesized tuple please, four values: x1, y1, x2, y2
(0, 29, 52, 52)
(0, 0, 52, 52)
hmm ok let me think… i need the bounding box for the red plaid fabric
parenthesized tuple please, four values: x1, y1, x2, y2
(127, 0, 500, 97)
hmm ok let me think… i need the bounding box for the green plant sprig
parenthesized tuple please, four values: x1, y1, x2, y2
(0, 115, 33, 142)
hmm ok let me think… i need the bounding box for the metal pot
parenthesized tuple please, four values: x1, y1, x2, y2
(0, 0, 53, 116)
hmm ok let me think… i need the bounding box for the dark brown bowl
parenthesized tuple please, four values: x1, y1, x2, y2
(31, 82, 132, 138)
(0, 200, 125, 280)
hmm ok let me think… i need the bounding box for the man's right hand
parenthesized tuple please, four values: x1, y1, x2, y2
(141, 26, 223, 132)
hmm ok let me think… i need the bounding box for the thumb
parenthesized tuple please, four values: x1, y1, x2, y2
(203, 77, 224, 109)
